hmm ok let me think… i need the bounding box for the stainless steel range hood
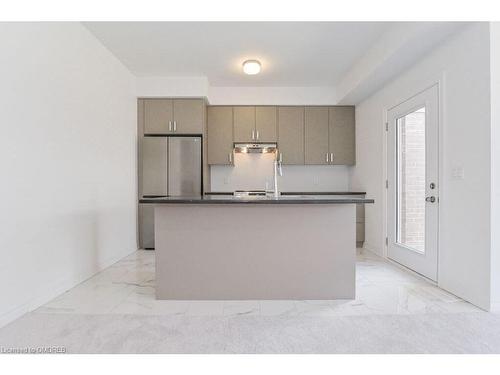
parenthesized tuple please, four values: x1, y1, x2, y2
(233, 143, 277, 153)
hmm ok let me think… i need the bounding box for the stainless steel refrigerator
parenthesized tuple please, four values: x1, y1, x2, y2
(139, 136, 202, 249)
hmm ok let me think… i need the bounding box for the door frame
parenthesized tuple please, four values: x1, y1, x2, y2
(382, 74, 445, 284)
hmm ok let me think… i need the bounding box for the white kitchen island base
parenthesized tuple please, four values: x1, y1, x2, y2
(154, 203, 356, 300)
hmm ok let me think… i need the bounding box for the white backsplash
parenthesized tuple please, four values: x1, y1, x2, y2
(210, 153, 350, 192)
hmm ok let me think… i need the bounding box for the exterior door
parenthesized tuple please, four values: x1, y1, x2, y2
(387, 85, 439, 281)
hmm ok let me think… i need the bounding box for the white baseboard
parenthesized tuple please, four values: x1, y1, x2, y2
(489, 302, 500, 312)
(0, 248, 137, 328)
(362, 241, 383, 257)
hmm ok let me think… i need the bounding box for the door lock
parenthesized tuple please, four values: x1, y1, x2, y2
(425, 196, 436, 203)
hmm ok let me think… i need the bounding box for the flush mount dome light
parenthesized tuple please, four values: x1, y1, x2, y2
(242, 60, 261, 75)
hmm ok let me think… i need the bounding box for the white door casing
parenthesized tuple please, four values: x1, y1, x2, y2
(387, 85, 439, 281)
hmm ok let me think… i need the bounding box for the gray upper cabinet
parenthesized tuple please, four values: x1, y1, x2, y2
(234, 106, 278, 143)
(173, 99, 204, 134)
(233, 106, 256, 142)
(329, 107, 355, 165)
(207, 106, 234, 165)
(278, 107, 304, 165)
(305, 107, 329, 165)
(256, 106, 277, 142)
(143, 98, 204, 134)
(144, 99, 173, 134)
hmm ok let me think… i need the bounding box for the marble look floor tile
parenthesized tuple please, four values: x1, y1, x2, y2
(260, 300, 296, 316)
(186, 301, 224, 316)
(294, 300, 335, 316)
(32, 249, 481, 318)
(223, 301, 260, 316)
(38, 282, 131, 314)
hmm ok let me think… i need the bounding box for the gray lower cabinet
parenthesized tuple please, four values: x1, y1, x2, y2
(278, 107, 304, 165)
(305, 107, 329, 165)
(139, 204, 155, 249)
(208, 106, 234, 165)
(356, 201, 365, 247)
(143, 98, 204, 134)
(329, 107, 355, 165)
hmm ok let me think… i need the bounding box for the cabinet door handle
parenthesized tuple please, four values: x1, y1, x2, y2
(173, 121, 177, 132)
(330, 153, 334, 162)
(251, 130, 255, 140)
(326, 153, 329, 163)
(168, 121, 172, 132)
(256, 130, 259, 140)
(279, 153, 283, 163)
(229, 153, 232, 163)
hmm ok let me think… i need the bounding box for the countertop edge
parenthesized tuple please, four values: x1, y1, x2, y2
(204, 191, 367, 196)
(139, 198, 375, 204)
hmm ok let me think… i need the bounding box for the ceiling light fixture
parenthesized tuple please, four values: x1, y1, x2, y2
(242, 60, 261, 75)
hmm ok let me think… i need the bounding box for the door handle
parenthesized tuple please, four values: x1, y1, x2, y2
(256, 130, 259, 140)
(425, 196, 436, 203)
(173, 121, 177, 132)
(326, 153, 329, 163)
(330, 153, 334, 163)
(168, 121, 172, 132)
(229, 152, 232, 163)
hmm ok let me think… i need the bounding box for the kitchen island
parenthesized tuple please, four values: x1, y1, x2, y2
(139, 195, 374, 300)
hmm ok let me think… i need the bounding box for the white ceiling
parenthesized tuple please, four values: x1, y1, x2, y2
(84, 22, 391, 87)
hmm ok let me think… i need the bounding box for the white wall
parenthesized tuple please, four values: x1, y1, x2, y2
(136, 76, 209, 97)
(351, 23, 492, 309)
(0, 23, 137, 327)
(490, 22, 500, 309)
(210, 153, 350, 192)
(208, 86, 337, 105)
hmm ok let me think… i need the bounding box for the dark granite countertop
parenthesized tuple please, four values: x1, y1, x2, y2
(140, 194, 374, 205)
(204, 191, 367, 196)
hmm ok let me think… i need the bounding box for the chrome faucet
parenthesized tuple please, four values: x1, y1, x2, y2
(273, 152, 283, 197)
